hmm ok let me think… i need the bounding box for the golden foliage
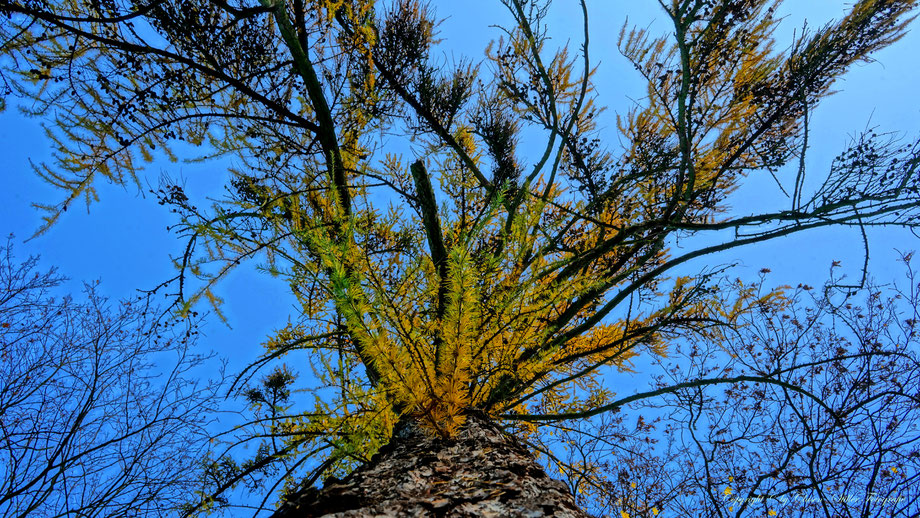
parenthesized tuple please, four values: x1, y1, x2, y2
(7, 0, 918, 499)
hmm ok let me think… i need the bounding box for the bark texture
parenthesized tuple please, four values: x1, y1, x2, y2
(273, 414, 590, 517)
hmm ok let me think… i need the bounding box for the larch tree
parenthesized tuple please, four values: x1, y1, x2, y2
(1, 0, 920, 516)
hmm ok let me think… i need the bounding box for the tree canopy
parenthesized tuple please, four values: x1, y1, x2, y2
(0, 240, 218, 517)
(2, 0, 920, 515)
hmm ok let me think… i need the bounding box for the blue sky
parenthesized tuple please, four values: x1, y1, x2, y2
(2, 2, 919, 514)
(2, 0, 918, 384)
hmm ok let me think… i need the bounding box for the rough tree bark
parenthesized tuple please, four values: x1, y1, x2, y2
(273, 414, 589, 517)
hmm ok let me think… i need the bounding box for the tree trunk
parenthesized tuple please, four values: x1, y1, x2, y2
(273, 413, 590, 517)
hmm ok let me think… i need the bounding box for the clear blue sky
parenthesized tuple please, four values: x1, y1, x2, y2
(1, 0, 918, 376)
